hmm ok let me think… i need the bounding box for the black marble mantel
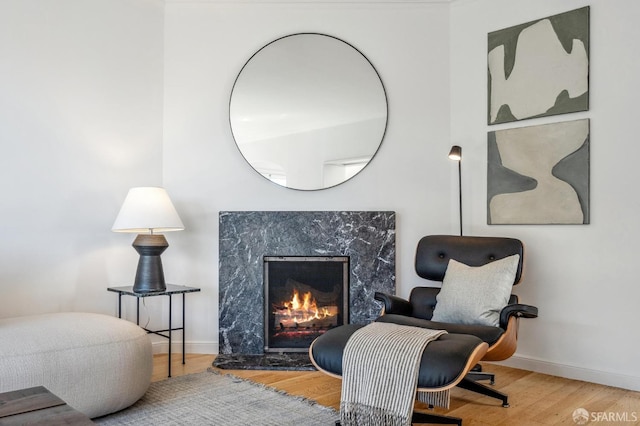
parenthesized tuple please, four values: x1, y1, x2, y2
(218, 211, 396, 354)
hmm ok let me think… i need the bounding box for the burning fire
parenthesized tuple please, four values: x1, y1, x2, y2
(275, 289, 337, 328)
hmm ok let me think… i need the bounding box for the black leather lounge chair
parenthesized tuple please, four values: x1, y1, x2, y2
(310, 235, 538, 424)
(375, 235, 538, 407)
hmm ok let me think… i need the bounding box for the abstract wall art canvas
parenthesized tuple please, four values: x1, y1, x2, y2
(488, 119, 589, 225)
(488, 7, 590, 125)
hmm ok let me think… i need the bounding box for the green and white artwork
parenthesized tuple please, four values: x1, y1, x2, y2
(488, 119, 589, 225)
(488, 7, 589, 125)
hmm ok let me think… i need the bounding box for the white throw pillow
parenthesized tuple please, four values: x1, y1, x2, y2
(431, 254, 520, 327)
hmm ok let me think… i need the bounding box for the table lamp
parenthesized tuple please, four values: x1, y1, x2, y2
(112, 187, 184, 293)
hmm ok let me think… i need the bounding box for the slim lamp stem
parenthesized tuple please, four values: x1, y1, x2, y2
(458, 160, 462, 236)
(448, 145, 463, 236)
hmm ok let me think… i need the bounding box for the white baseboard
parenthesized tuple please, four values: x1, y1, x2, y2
(151, 340, 218, 355)
(492, 355, 640, 392)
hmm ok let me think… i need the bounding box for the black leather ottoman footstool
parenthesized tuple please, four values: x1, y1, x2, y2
(309, 324, 488, 425)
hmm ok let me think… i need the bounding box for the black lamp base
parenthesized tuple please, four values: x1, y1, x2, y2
(132, 234, 168, 293)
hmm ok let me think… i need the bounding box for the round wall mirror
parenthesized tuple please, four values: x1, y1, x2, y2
(229, 33, 388, 190)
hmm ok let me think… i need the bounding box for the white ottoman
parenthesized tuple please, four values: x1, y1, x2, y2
(0, 312, 152, 418)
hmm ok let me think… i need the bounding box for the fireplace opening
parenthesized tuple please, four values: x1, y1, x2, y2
(264, 256, 349, 353)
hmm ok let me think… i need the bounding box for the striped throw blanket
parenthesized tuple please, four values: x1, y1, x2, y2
(340, 322, 448, 426)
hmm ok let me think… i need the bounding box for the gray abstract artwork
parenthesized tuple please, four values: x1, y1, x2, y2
(488, 119, 589, 225)
(488, 7, 589, 125)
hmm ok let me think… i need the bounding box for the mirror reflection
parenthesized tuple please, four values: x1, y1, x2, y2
(230, 33, 388, 190)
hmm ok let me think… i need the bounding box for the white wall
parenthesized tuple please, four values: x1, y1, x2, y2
(162, 1, 452, 354)
(165, 0, 640, 391)
(450, 0, 640, 390)
(2, 0, 638, 393)
(0, 0, 164, 317)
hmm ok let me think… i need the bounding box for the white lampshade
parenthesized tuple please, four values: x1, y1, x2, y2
(112, 187, 184, 234)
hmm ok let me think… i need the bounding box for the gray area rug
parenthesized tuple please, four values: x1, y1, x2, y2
(94, 370, 338, 425)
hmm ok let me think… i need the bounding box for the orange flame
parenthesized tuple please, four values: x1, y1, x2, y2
(277, 289, 336, 327)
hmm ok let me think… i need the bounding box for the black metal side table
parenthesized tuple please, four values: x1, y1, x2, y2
(107, 284, 201, 378)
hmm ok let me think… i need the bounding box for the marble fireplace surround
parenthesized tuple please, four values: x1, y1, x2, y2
(218, 211, 396, 355)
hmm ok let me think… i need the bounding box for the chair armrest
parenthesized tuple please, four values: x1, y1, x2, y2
(374, 292, 413, 316)
(499, 304, 538, 329)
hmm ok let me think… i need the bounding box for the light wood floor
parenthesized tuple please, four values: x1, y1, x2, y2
(153, 354, 640, 425)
